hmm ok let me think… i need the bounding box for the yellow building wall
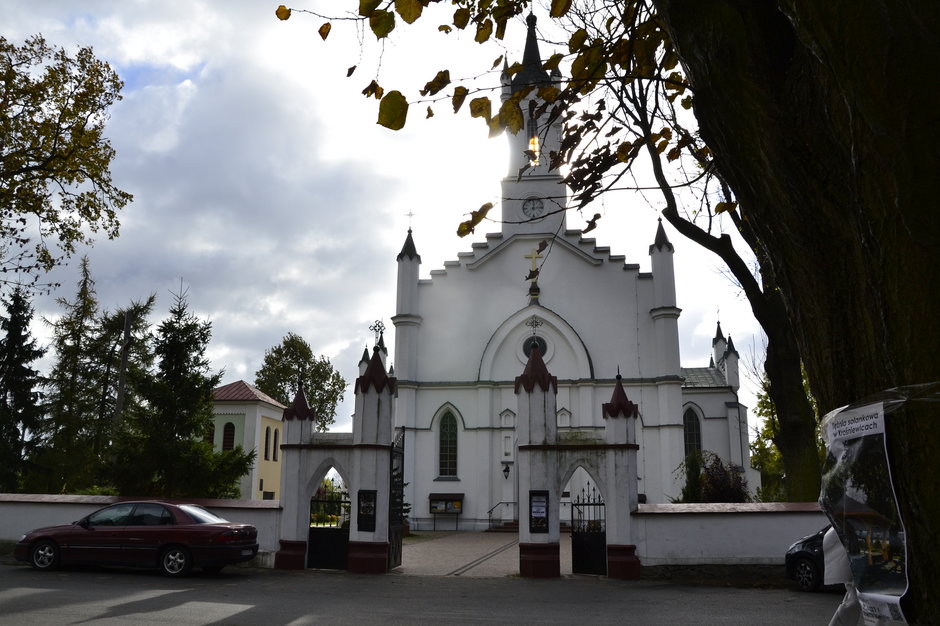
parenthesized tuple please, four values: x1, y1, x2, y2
(257, 415, 283, 499)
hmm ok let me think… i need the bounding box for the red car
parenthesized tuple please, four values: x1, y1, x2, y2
(14, 501, 258, 577)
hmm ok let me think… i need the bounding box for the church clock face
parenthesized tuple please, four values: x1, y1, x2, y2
(522, 197, 545, 219)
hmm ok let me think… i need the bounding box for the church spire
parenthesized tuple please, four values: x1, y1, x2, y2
(511, 13, 550, 94)
(397, 228, 421, 262)
(651, 218, 674, 252)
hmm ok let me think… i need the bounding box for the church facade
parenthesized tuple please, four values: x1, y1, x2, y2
(391, 15, 756, 531)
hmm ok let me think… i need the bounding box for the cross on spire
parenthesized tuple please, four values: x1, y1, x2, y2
(369, 319, 386, 345)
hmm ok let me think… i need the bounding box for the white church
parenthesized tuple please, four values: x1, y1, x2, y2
(384, 14, 757, 531)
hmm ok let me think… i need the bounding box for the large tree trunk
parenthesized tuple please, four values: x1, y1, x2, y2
(654, 0, 940, 620)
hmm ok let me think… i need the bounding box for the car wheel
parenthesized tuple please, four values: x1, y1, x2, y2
(159, 546, 192, 577)
(793, 556, 821, 591)
(30, 540, 59, 571)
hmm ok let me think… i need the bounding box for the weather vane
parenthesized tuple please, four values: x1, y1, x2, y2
(369, 319, 386, 345)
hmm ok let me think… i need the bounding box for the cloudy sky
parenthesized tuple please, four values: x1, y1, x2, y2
(3, 1, 763, 430)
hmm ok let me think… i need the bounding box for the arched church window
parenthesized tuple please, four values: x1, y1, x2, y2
(439, 413, 458, 477)
(264, 426, 271, 460)
(683, 408, 702, 457)
(273, 429, 280, 461)
(222, 422, 236, 451)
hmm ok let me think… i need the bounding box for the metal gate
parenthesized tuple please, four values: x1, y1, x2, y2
(307, 478, 350, 569)
(387, 428, 405, 571)
(571, 483, 606, 575)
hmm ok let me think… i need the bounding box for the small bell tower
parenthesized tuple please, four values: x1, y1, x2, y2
(500, 13, 566, 237)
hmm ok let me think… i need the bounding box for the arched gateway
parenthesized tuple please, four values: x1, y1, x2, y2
(274, 346, 403, 574)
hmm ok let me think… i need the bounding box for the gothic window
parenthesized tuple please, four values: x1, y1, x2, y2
(439, 413, 458, 477)
(273, 429, 280, 461)
(264, 426, 271, 460)
(222, 422, 236, 451)
(683, 408, 702, 457)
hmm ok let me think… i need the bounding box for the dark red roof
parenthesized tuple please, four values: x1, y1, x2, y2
(603, 375, 639, 418)
(355, 346, 396, 394)
(213, 380, 286, 408)
(514, 343, 557, 394)
(283, 385, 317, 421)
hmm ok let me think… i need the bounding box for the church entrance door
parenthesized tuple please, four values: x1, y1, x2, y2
(570, 482, 606, 575)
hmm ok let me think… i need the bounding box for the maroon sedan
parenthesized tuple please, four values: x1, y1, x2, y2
(14, 501, 258, 577)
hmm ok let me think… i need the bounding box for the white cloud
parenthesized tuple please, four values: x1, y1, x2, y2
(3, 0, 763, 430)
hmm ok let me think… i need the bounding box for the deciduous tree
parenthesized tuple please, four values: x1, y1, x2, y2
(0, 36, 131, 290)
(254, 332, 346, 432)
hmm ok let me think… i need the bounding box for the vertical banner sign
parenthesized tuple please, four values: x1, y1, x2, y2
(820, 401, 908, 623)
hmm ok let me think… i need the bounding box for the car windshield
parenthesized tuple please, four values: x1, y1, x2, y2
(179, 505, 229, 524)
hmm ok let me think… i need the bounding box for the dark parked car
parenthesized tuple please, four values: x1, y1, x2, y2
(15, 501, 258, 577)
(785, 525, 829, 591)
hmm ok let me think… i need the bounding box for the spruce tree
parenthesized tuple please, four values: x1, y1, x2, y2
(115, 289, 252, 497)
(0, 287, 45, 492)
(26, 258, 100, 492)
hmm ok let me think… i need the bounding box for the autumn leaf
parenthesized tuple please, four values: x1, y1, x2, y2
(275, 5, 291, 20)
(453, 7, 470, 29)
(537, 85, 560, 103)
(362, 80, 383, 99)
(469, 97, 492, 120)
(438, 25, 452, 34)
(569, 29, 588, 53)
(377, 90, 409, 130)
(457, 202, 494, 237)
(499, 98, 524, 134)
(395, 0, 423, 24)
(370, 10, 396, 39)
(550, 0, 572, 18)
(681, 95, 693, 110)
(347, 66, 357, 78)
(491, 55, 504, 70)
(359, 0, 381, 17)
(582, 213, 601, 234)
(419, 70, 451, 97)
(318, 23, 332, 41)
(426, 106, 434, 119)
(475, 19, 493, 44)
(452, 86, 469, 113)
(543, 53, 564, 72)
(715, 201, 738, 214)
(667, 147, 682, 162)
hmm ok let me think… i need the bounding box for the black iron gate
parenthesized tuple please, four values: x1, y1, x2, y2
(387, 428, 405, 571)
(571, 483, 606, 575)
(308, 478, 350, 569)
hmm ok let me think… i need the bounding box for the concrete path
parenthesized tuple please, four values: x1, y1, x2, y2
(398, 531, 572, 577)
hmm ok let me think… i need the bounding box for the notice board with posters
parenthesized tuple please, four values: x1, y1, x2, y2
(818, 385, 940, 624)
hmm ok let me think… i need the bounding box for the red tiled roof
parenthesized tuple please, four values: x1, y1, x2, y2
(212, 380, 286, 408)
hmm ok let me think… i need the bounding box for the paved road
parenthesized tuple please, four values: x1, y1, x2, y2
(0, 532, 842, 624)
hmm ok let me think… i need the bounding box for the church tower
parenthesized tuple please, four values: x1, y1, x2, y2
(500, 13, 566, 238)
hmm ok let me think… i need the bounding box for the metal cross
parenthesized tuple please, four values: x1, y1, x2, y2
(525, 316, 543, 335)
(405, 209, 415, 229)
(524, 247, 543, 272)
(369, 319, 385, 344)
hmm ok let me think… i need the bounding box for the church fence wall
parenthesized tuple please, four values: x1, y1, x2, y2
(0, 494, 282, 568)
(634, 502, 828, 565)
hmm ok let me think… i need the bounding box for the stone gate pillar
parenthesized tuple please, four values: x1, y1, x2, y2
(275, 387, 317, 569)
(347, 346, 397, 574)
(515, 344, 560, 578)
(602, 374, 641, 579)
